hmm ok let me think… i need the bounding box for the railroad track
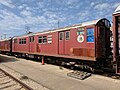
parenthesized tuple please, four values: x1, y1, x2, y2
(0, 68, 33, 90)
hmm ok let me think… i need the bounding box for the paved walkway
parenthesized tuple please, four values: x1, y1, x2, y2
(0, 54, 120, 90)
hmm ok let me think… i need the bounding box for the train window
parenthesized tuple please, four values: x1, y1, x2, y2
(47, 35, 52, 44)
(29, 36, 34, 42)
(86, 28, 94, 42)
(22, 39, 26, 44)
(38, 36, 42, 44)
(59, 32, 63, 40)
(102, 19, 111, 27)
(23, 38, 26, 44)
(19, 39, 21, 44)
(43, 36, 47, 44)
(77, 27, 84, 35)
(105, 20, 108, 26)
(65, 31, 70, 40)
(21, 39, 24, 44)
(19, 38, 26, 44)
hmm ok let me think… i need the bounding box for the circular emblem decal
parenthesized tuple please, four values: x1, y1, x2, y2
(77, 35, 84, 43)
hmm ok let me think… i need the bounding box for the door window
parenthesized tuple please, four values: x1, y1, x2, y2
(65, 31, 70, 40)
(29, 36, 34, 42)
(59, 32, 63, 40)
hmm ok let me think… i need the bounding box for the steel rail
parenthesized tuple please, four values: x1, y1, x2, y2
(0, 68, 33, 90)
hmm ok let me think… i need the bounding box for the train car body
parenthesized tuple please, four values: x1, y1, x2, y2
(0, 4, 120, 74)
(113, 5, 120, 74)
(0, 38, 12, 54)
(12, 18, 111, 64)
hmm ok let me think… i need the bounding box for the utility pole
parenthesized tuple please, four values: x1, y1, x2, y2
(4, 34, 6, 39)
(1, 36, 2, 40)
(58, 20, 59, 29)
(25, 26, 30, 34)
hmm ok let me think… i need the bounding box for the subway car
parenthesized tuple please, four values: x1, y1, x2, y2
(1, 18, 109, 72)
(1, 4, 120, 74)
(0, 38, 12, 54)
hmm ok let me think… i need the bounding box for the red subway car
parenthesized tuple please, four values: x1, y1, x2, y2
(0, 38, 12, 54)
(1, 5, 120, 74)
(12, 18, 111, 62)
(0, 18, 111, 72)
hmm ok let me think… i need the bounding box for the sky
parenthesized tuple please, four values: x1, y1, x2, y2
(0, 0, 120, 38)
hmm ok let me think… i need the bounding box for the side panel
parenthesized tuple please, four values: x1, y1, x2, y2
(36, 32, 58, 54)
(69, 27, 95, 58)
(13, 37, 29, 53)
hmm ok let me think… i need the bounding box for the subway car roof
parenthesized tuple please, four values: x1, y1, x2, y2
(13, 18, 109, 38)
(0, 38, 11, 42)
(34, 18, 108, 35)
(113, 4, 120, 14)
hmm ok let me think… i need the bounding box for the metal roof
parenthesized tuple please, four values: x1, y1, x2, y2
(12, 19, 101, 38)
(0, 38, 11, 41)
(113, 4, 120, 14)
(34, 19, 101, 35)
(1, 18, 104, 39)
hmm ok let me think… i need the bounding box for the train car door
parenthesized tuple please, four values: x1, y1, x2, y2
(58, 30, 70, 55)
(29, 36, 35, 53)
(64, 31, 70, 55)
(59, 32, 64, 54)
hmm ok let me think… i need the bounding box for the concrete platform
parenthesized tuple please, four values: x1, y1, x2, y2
(0, 54, 120, 90)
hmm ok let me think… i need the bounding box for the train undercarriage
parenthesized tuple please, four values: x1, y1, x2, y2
(1, 51, 115, 74)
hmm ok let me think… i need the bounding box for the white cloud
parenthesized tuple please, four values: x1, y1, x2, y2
(66, 0, 79, 5)
(90, 2, 95, 7)
(20, 10, 32, 17)
(78, 11, 89, 18)
(0, 9, 65, 37)
(0, 0, 15, 8)
(0, 0, 119, 37)
(18, 4, 27, 10)
(94, 3, 109, 10)
(37, 1, 44, 8)
(18, 5, 24, 9)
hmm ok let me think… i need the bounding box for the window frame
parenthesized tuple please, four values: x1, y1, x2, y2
(43, 36, 47, 44)
(77, 27, 84, 35)
(29, 36, 34, 42)
(38, 36, 43, 44)
(47, 35, 52, 44)
(86, 28, 95, 43)
(65, 31, 70, 40)
(59, 32, 64, 40)
(19, 38, 26, 44)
